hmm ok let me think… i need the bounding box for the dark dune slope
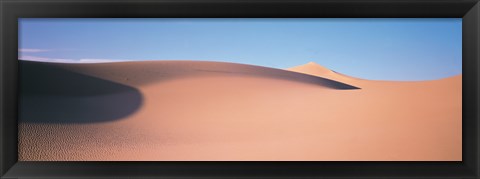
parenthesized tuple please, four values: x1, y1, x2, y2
(19, 60, 143, 123)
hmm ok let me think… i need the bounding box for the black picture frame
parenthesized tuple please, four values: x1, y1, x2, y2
(1, 0, 479, 178)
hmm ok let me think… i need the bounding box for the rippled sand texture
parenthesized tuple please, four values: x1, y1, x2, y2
(18, 60, 461, 161)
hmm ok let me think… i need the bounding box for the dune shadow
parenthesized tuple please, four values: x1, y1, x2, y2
(18, 60, 358, 124)
(271, 70, 360, 89)
(19, 61, 143, 124)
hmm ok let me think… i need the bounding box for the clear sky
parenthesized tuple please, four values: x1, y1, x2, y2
(19, 18, 462, 81)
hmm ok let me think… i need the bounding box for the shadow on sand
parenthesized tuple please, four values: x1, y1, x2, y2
(18, 60, 359, 124)
(19, 61, 143, 124)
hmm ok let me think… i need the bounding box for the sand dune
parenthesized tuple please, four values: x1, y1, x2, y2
(288, 62, 367, 87)
(18, 60, 461, 161)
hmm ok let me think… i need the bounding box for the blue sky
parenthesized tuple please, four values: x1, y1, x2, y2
(19, 18, 462, 81)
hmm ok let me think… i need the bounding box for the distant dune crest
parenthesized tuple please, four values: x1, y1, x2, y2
(287, 61, 366, 85)
(290, 62, 333, 74)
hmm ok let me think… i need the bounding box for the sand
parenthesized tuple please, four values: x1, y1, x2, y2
(18, 60, 461, 161)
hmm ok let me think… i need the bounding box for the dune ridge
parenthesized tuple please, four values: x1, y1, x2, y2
(18, 60, 461, 161)
(288, 61, 462, 88)
(41, 60, 360, 89)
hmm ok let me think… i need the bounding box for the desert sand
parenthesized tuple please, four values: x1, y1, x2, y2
(18, 60, 461, 161)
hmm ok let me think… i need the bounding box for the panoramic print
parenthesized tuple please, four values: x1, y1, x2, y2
(18, 18, 462, 161)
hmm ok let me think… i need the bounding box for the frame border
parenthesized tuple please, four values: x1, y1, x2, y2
(1, 0, 479, 178)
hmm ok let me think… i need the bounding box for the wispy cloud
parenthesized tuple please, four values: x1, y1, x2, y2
(19, 55, 74, 63)
(19, 48, 50, 53)
(19, 55, 130, 63)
